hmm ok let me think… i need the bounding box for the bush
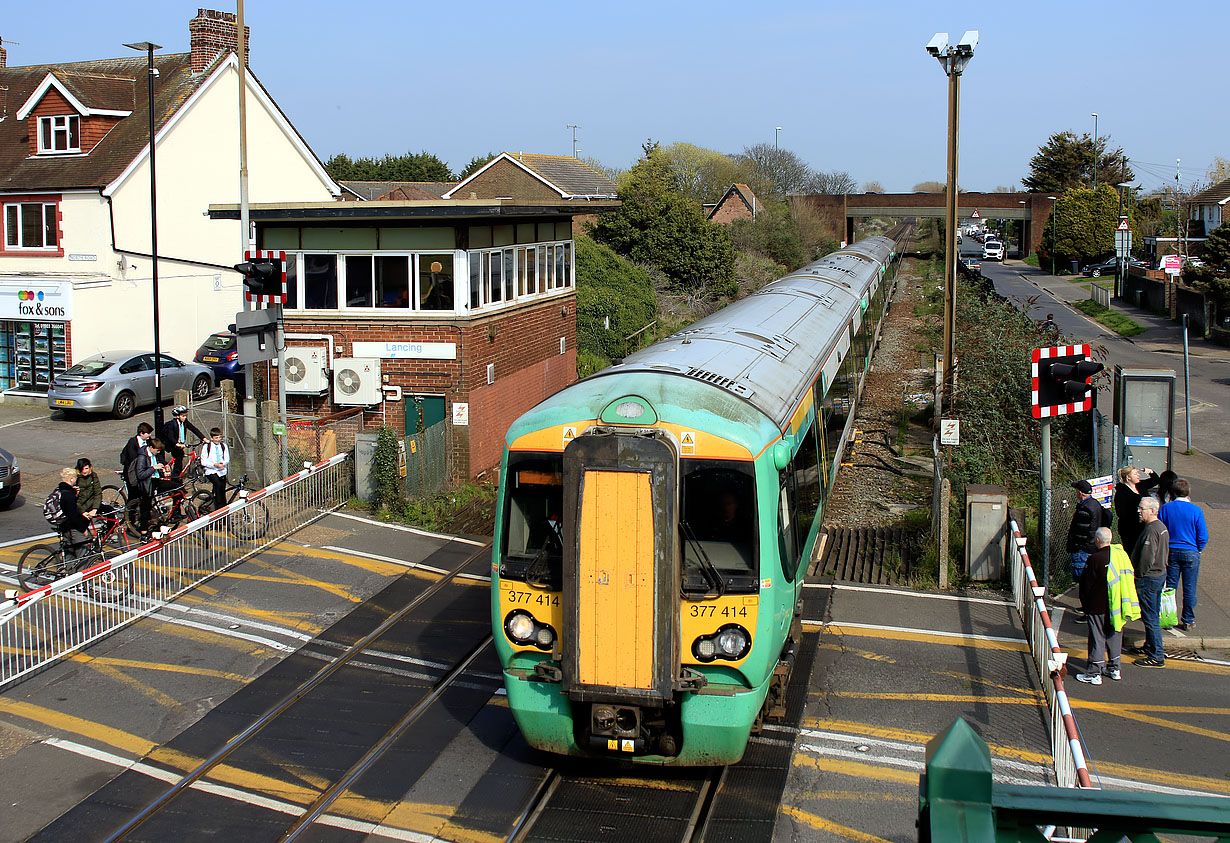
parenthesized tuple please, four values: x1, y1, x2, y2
(371, 427, 405, 512)
(575, 236, 657, 366)
(729, 202, 807, 270)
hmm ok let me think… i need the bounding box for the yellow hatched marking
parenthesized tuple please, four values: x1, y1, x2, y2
(780, 806, 893, 843)
(829, 692, 1043, 707)
(811, 622, 1030, 653)
(792, 752, 917, 784)
(67, 653, 249, 683)
(578, 469, 655, 689)
(1071, 700, 1230, 744)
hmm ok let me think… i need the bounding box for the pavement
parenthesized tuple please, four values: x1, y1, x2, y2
(1001, 260, 1230, 651)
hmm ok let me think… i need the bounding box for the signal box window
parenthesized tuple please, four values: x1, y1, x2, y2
(501, 454, 564, 589)
(679, 461, 757, 595)
(419, 254, 453, 310)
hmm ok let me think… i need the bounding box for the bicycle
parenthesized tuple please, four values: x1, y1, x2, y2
(17, 526, 131, 600)
(123, 480, 200, 540)
(192, 473, 270, 541)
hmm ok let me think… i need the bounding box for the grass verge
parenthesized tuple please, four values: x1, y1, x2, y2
(1071, 299, 1146, 337)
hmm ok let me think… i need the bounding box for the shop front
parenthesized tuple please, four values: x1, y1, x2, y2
(0, 280, 72, 394)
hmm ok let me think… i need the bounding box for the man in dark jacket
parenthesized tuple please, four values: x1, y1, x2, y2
(1131, 495, 1169, 667)
(161, 406, 205, 479)
(1066, 480, 1112, 616)
(55, 467, 95, 562)
(1076, 528, 1121, 685)
(131, 438, 173, 533)
(120, 422, 154, 496)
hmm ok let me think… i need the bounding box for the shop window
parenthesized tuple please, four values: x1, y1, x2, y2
(38, 115, 80, 154)
(5, 202, 58, 250)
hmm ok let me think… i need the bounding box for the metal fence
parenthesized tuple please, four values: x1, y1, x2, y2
(187, 394, 362, 488)
(1008, 517, 1094, 792)
(404, 421, 449, 498)
(0, 454, 352, 690)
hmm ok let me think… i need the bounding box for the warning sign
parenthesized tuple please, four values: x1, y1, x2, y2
(971, 209, 980, 218)
(1117, 218, 1130, 231)
(562, 426, 576, 448)
(680, 430, 696, 455)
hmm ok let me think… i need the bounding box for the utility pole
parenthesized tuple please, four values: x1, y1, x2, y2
(567, 124, 580, 158)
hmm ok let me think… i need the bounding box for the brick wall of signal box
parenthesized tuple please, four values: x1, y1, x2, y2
(281, 292, 577, 479)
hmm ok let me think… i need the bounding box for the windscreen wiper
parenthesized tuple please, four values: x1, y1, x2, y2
(679, 520, 724, 597)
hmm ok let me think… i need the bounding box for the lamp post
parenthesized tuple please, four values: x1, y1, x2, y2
(125, 40, 165, 432)
(566, 124, 580, 158)
(1091, 112, 1099, 191)
(775, 126, 782, 151)
(926, 30, 978, 416)
(1047, 196, 1058, 277)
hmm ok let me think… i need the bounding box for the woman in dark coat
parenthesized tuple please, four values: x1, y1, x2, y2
(1113, 464, 1158, 553)
(75, 457, 102, 517)
(1156, 470, 1178, 504)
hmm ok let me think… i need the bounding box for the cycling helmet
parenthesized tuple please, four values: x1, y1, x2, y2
(172, 404, 188, 415)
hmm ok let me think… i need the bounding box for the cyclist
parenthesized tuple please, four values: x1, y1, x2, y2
(53, 467, 96, 562)
(161, 405, 205, 479)
(75, 457, 102, 518)
(199, 427, 230, 511)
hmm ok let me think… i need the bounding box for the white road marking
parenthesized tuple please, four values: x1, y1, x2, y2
(323, 545, 491, 583)
(152, 613, 298, 652)
(803, 619, 1026, 644)
(325, 511, 486, 546)
(805, 582, 1012, 606)
(0, 416, 45, 429)
(0, 532, 56, 549)
(42, 738, 444, 841)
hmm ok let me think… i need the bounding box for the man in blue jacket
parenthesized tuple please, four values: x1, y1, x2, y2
(1159, 478, 1209, 631)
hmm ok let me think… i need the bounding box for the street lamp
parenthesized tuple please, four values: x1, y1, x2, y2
(926, 29, 978, 415)
(1091, 112, 1099, 191)
(775, 126, 782, 150)
(125, 40, 165, 432)
(1047, 196, 1058, 277)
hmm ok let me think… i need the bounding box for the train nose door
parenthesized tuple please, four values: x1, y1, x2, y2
(561, 429, 679, 707)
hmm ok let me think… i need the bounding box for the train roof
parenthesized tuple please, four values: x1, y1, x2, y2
(583, 235, 897, 429)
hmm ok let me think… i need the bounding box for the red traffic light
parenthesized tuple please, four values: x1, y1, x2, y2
(1032, 345, 1102, 418)
(238, 251, 287, 303)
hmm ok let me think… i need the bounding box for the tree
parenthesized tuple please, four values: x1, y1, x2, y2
(729, 202, 807, 270)
(1184, 222, 1230, 318)
(574, 236, 657, 373)
(1039, 185, 1127, 266)
(1205, 157, 1230, 186)
(590, 143, 737, 297)
(458, 153, 496, 180)
(582, 156, 624, 182)
(992, 185, 1019, 193)
(1022, 131, 1134, 194)
(658, 142, 746, 204)
(735, 143, 815, 197)
(913, 181, 946, 193)
(810, 170, 859, 195)
(862, 180, 885, 194)
(324, 150, 453, 182)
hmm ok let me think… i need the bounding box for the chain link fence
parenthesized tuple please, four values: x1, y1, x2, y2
(404, 421, 450, 498)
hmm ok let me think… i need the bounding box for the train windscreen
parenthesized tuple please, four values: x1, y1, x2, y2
(679, 460, 758, 595)
(500, 453, 564, 588)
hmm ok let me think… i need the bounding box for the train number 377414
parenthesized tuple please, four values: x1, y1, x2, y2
(688, 604, 748, 618)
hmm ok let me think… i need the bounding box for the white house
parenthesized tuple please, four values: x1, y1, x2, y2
(0, 9, 338, 399)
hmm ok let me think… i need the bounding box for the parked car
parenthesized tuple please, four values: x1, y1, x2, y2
(1083, 257, 1149, 277)
(47, 351, 214, 419)
(959, 257, 982, 277)
(193, 331, 242, 384)
(0, 446, 20, 509)
(982, 239, 1004, 261)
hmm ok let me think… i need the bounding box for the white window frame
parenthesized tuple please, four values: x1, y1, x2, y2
(463, 240, 574, 314)
(4, 201, 59, 250)
(37, 115, 81, 154)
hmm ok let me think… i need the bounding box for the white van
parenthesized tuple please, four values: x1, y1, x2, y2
(982, 239, 1004, 261)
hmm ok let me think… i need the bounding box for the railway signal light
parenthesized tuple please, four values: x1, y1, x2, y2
(1031, 344, 1104, 418)
(236, 250, 286, 304)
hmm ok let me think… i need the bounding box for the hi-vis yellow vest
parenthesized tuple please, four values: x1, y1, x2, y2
(1108, 544, 1141, 632)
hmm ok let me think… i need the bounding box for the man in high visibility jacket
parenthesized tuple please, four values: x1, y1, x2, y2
(1076, 528, 1123, 685)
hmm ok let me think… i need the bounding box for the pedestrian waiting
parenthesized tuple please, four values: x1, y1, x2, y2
(1130, 496, 1169, 668)
(1159, 478, 1209, 632)
(1076, 528, 1139, 686)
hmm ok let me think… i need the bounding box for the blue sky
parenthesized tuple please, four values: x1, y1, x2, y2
(5, 1, 1224, 193)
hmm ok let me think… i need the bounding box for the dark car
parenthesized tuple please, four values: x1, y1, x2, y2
(959, 257, 981, 278)
(1083, 257, 1148, 277)
(194, 332, 242, 383)
(0, 446, 20, 509)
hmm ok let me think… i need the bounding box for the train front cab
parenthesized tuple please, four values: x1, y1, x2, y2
(496, 421, 783, 766)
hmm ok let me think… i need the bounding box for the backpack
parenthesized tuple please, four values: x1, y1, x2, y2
(43, 488, 65, 526)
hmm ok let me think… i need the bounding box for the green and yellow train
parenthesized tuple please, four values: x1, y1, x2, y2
(492, 232, 906, 765)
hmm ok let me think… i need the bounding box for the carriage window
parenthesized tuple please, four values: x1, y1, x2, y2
(679, 460, 757, 594)
(501, 454, 564, 588)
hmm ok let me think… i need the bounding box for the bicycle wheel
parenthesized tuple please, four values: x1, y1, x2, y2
(84, 558, 130, 602)
(101, 484, 126, 511)
(230, 500, 270, 541)
(17, 544, 63, 589)
(184, 461, 206, 485)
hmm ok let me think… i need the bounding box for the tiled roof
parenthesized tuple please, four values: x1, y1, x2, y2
(0, 52, 206, 192)
(502, 153, 618, 198)
(1191, 177, 1230, 205)
(340, 181, 456, 201)
(708, 183, 760, 219)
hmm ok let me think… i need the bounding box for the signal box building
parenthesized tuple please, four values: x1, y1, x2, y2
(211, 154, 619, 480)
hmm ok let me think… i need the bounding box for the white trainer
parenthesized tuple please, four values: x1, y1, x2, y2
(1107, 668, 1122, 681)
(1076, 671, 1103, 686)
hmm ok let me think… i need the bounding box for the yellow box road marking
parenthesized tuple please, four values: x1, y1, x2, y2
(807, 621, 1030, 653)
(780, 805, 893, 843)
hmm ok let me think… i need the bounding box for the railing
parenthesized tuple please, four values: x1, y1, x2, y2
(0, 453, 352, 690)
(1089, 282, 1111, 309)
(1007, 518, 1093, 790)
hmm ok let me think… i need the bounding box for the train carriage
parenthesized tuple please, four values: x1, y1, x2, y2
(493, 233, 905, 765)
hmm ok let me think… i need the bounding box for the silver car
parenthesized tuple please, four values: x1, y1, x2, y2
(47, 350, 214, 419)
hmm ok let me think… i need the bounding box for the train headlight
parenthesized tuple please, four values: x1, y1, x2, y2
(691, 624, 751, 662)
(505, 611, 537, 644)
(536, 625, 556, 648)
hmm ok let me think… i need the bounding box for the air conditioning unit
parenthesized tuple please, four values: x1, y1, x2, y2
(332, 357, 381, 405)
(282, 346, 328, 394)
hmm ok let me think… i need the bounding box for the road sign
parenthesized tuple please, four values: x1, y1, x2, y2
(971, 209, 980, 218)
(1117, 218, 1130, 231)
(1162, 254, 1182, 274)
(1115, 230, 1132, 259)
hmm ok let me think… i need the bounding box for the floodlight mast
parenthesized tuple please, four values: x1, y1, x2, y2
(926, 30, 978, 416)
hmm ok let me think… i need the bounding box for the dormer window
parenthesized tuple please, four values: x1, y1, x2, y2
(38, 115, 81, 154)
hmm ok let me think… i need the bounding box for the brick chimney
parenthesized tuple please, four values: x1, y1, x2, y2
(189, 8, 249, 73)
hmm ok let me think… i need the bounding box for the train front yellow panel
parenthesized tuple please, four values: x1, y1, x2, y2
(577, 469, 655, 689)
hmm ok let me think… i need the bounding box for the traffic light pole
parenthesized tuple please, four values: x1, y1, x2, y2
(275, 307, 288, 478)
(1039, 417, 1052, 594)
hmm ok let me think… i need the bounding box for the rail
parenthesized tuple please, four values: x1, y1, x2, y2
(0, 453, 352, 690)
(1007, 518, 1093, 790)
